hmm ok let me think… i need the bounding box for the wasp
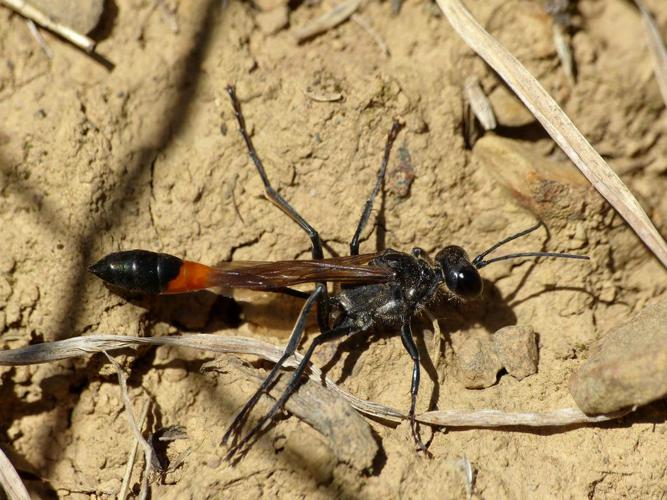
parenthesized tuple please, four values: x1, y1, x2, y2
(90, 85, 588, 458)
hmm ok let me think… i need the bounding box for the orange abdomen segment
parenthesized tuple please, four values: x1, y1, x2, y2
(164, 260, 215, 293)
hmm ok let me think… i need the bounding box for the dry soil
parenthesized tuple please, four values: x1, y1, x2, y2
(0, 0, 666, 498)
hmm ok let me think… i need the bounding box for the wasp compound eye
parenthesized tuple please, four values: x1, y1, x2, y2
(435, 245, 483, 299)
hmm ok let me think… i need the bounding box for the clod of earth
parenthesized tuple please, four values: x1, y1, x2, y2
(453, 330, 502, 389)
(474, 134, 592, 220)
(569, 299, 667, 414)
(493, 325, 539, 380)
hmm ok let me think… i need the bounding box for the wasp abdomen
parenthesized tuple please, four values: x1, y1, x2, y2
(89, 250, 184, 294)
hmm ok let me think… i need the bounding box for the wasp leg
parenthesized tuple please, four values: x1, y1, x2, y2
(221, 285, 324, 449)
(399, 320, 430, 455)
(225, 321, 355, 460)
(349, 120, 402, 256)
(226, 85, 330, 331)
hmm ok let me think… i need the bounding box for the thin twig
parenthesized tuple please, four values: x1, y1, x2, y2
(351, 14, 390, 57)
(25, 18, 53, 59)
(118, 399, 150, 500)
(0, 445, 30, 500)
(0, 334, 631, 428)
(436, 0, 667, 267)
(102, 353, 155, 500)
(293, 0, 362, 43)
(0, 0, 96, 52)
(417, 407, 630, 427)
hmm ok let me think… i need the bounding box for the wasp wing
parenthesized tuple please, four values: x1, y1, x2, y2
(210, 253, 390, 290)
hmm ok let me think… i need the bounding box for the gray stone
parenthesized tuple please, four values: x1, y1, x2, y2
(569, 300, 667, 414)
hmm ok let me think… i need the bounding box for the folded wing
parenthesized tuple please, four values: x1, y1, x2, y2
(209, 253, 391, 290)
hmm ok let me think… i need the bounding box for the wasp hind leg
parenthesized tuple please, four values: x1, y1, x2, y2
(224, 319, 355, 460)
(221, 285, 324, 449)
(349, 120, 402, 256)
(226, 85, 330, 331)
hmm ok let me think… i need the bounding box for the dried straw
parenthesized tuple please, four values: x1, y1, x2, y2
(0, 334, 629, 428)
(0, 445, 30, 500)
(0, 0, 95, 52)
(293, 0, 362, 42)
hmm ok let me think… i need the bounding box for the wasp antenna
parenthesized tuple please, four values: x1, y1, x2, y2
(474, 251, 590, 269)
(471, 222, 543, 267)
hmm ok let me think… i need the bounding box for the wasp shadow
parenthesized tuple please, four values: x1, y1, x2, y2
(105, 284, 242, 332)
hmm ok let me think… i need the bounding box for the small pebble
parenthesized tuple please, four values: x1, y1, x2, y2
(488, 85, 535, 128)
(493, 325, 539, 380)
(454, 331, 502, 389)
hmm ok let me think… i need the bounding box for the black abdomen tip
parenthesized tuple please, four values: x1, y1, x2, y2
(89, 250, 182, 294)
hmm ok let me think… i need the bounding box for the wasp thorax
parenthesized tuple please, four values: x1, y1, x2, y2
(434, 245, 483, 299)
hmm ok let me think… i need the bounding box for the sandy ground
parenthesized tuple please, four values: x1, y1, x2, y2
(0, 0, 666, 498)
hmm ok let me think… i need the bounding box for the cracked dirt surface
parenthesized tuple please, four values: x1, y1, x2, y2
(0, 0, 666, 498)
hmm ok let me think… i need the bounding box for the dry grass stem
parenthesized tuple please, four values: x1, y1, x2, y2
(25, 18, 53, 58)
(635, 0, 667, 108)
(119, 398, 150, 500)
(0, 445, 30, 500)
(437, 0, 667, 267)
(0, 334, 630, 428)
(103, 353, 156, 500)
(464, 76, 497, 130)
(351, 14, 390, 57)
(552, 24, 575, 84)
(418, 407, 630, 426)
(293, 0, 362, 42)
(0, 0, 96, 52)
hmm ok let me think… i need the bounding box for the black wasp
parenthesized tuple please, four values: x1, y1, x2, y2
(90, 85, 589, 458)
